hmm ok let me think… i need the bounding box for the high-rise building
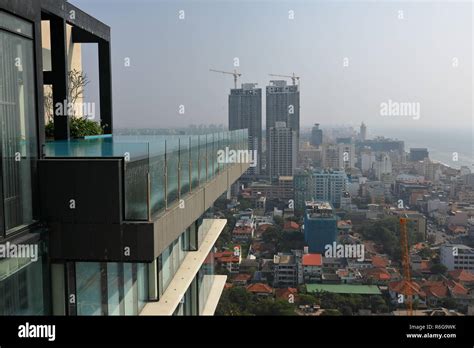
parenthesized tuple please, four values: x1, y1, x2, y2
(268, 122, 297, 179)
(0, 0, 249, 317)
(374, 153, 392, 180)
(322, 143, 356, 170)
(229, 83, 262, 174)
(359, 122, 367, 141)
(266, 80, 300, 171)
(410, 148, 429, 162)
(311, 123, 323, 147)
(313, 169, 348, 208)
(294, 169, 315, 213)
(304, 201, 339, 254)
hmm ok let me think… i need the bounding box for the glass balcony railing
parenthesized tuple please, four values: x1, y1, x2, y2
(44, 129, 248, 221)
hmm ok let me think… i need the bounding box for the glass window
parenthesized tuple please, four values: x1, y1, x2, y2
(76, 262, 102, 316)
(0, 12, 33, 38)
(0, 21, 37, 235)
(107, 263, 120, 316)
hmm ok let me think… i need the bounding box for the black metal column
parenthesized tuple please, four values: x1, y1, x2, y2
(49, 15, 69, 140)
(98, 39, 112, 134)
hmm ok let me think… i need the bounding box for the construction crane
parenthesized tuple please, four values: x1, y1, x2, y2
(268, 72, 300, 86)
(399, 216, 413, 316)
(209, 69, 242, 89)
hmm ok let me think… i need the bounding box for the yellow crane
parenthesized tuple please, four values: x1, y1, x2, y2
(399, 216, 413, 316)
(209, 69, 242, 89)
(268, 73, 300, 86)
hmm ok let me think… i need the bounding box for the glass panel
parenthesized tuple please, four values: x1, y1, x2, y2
(198, 251, 215, 314)
(0, 243, 45, 315)
(180, 139, 190, 196)
(190, 136, 199, 189)
(107, 263, 120, 316)
(76, 262, 102, 316)
(137, 263, 148, 313)
(149, 139, 166, 214)
(166, 139, 179, 206)
(123, 263, 136, 315)
(0, 28, 37, 234)
(0, 11, 33, 37)
(161, 245, 172, 292)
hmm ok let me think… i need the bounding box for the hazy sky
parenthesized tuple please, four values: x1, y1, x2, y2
(71, 0, 473, 133)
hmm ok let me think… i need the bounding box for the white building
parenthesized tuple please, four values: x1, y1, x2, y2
(440, 244, 474, 271)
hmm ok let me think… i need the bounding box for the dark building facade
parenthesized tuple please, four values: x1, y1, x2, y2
(229, 83, 262, 174)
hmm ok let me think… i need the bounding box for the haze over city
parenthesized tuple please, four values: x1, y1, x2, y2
(72, 0, 472, 133)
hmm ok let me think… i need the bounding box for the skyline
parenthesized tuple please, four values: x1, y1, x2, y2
(72, 0, 473, 132)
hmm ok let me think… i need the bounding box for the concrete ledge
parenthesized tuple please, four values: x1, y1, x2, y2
(201, 275, 227, 316)
(140, 219, 227, 316)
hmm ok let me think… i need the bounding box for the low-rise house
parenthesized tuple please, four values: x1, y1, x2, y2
(336, 268, 362, 284)
(448, 269, 474, 287)
(215, 250, 241, 274)
(233, 273, 252, 286)
(246, 283, 273, 297)
(275, 287, 298, 303)
(273, 251, 303, 288)
(388, 280, 426, 306)
(283, 221, 300, 232)
(302, 253, 323, 283)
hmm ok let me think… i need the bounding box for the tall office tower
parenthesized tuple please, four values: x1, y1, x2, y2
(229, 83, 262, 174)
(313, 169, 348, 208)
(268, 122, 297, 179)
(304, 201, 339, 253)
(266, 80, 300, 168)
(311, 123, 323, 147)
(322, 143, 356, 170)
(359, 122, 367, 141)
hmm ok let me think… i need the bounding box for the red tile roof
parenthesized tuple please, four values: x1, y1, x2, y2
(219, 256, 240, 263)
(246, 283, 273, 294)
(388, 280, 425, 297)
(372, 255, 389, 268)
(233, 273, 252, 282)
(283, 221, 300, 231)
(448, 269, 474, 282)
(275, 287, 298, 300)
(364, 267, 391, 281)
(302, 253, 322, 266)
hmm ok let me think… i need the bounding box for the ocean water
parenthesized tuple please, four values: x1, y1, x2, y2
(372, 127, 473, 169)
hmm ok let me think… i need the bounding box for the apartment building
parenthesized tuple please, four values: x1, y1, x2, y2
(0, 0, 248, 316)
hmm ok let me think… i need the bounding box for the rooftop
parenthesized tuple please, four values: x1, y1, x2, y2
(306, 284, 381, 295)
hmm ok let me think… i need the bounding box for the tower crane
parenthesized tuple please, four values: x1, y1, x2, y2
(399, 216, 413, 316)
(209, 69, 242, 89)
(268, 73, 300, 86)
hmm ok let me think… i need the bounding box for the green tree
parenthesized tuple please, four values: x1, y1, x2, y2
(430, 263, 447, 275)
